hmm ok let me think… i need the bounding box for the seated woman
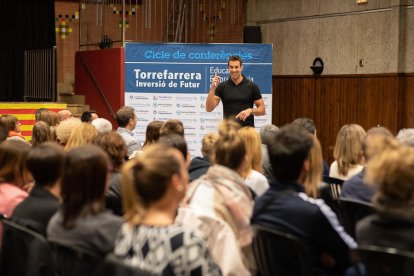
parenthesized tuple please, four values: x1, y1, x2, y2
(330, 124, 366, 181)
(177, 120, 254, 275)
(114, 144, 221, 275)
(47, 145, 122, 256)
(0, 140, 31, 243)
(357, 138, 414, 250)
(0, 114, 27, 142)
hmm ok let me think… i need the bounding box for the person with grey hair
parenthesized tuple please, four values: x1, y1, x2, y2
(92, 118, 113, 134)
(260, 124, 279, 182)
(396, 128, 414, 147)
(115, 106, 141, 158)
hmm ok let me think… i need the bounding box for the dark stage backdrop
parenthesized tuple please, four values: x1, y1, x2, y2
(0, 0, 56, 101)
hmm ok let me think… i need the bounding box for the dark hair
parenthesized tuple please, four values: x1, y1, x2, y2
(122, 144, 183, 224)
(143, 120, 163, 147)
(116, 106, 135, 127)
(26, 142, 65, 187)
(268, 125, 313, 182)
(291, 118, 316, 134)
(32, 121, 54, 147)
(159, 119, 184, 137)
(214, 120, 245, 170)
(0, 140, 31, 188)
(35, 108, 48, 122)
(158, 134, 188, 161)
(0, 125, 7, 142)
(80, 111, 97, 123)
(94, 132, 127, 171)
(61, 145, 110, 228)
(228, 55, 243, 66)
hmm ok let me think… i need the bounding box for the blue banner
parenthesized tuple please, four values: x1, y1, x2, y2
(125, 43, 272, 94)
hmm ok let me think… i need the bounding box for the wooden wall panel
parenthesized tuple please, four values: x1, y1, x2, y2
(271, 74, 414, 164)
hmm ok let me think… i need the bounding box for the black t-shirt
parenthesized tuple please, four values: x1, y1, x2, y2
(215, 75, 262, 127)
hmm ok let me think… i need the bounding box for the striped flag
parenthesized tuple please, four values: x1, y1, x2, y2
(0, 103, 67, 142)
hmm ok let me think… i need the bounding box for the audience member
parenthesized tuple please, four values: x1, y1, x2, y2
(0, 114, 26, 142)
(238, 127, 269, 196)
(158, 134, 189, 165)
(259, 124, 279, 182)
(341, 126, 393, 202)
(303, 136, 324, 198)
(357, 140, 414, 250)
(251, 125, 356, 275)
(57, 109, 73, 121)
(114, 144, 221, 275)
(0, 140, 31, 243)
(31, 121, 54, 147)
(94, 132, 127, 216)
(81, 110, 98, 123)
(13, 143, 64, 236)
(91, 118, 113, 133)
(396, 128, 414, 147)
(35, 108, 48, 122)
(0, 125, 7, 143)
(330, 124, 366, 180)
(64, 123, 98, 151)
(47, 145, 122, 256)
(115, 106, 141, 157)
(55, 117, 81, 146)
(159, 119, 185, 137)
(38, 110, 60, 127)
(142, 120, 163, 147)
(177, 120, 253, 275)
(292, 117, 330, 182)
(188, 132, 219, 181)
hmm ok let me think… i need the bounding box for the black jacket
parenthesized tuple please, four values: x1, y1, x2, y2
(188, 156, 211, 182)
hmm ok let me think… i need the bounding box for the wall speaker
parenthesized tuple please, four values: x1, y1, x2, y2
(243, 26, 262, 43)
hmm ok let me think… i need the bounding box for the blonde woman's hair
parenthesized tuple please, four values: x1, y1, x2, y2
(201, 132, 219, 157)
(64, 123, 98, 151)
(303, 136, 323, 198)
(333, 124, 366, 176)
(121, 144, 182, 225)
(237, 127, 263, 177)
(56, 118, 82, 145)
(365, 138, 413, 211)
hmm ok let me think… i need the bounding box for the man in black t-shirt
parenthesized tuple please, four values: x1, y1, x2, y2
(205, 55, 266, 127)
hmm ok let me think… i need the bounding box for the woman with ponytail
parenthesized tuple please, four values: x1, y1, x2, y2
(114, 144, 221, 275)
(177, 119, 254, 275)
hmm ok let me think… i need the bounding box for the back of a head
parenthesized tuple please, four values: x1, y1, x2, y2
(32, 121, 53, 147)
(143, 120, 164, 147)
(91, 118, 113, 134)
(363, 126, 394, 161)
(61, 145, 109, 228)
(238, 127, 263, 173)
(0, 125, 7, 143)
(396, 128, 414, 147)
(94, 132, 127, 170)
(365, 144, 414, 209)
(64, 122, 98, 151)
(35, 108, 48, 122)
(291, 118, 316, 135)
(201, 132, 219, 157)
(159, 119, 184, 137)
(38, 110, 60, 127)
(55, 117, 82, 145)
(26, 142, 65, 187)
(268, 124, 313, 182)
(0, 140, 31, 187)
(158, 133, 188, 161)
(116, 106, 135, 128)
(0, 114, 19, 132)
(333, 124, 366, 175)
(81, 111, 98, 123)
(121, 144, 183, 224)
(259, 124, 279, 146)
(214, 120, 245, 171)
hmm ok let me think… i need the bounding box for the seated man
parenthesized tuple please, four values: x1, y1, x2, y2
(13, 142, 64, 236)
(115, 106, 141, 158)
(251, 125, 356, 275)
